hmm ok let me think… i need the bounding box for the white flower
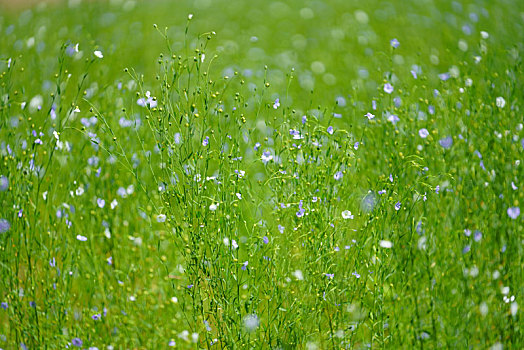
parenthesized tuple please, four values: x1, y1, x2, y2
(419, 128, 429, 138)
(293, 270, 304, 281)
(110, 199, 118, 209)
(191, 333, 199, 343)
(157, 214, 166, 223)
(261, 150, 273, 164)
(387, 114, 400, 124)
(365, 112, 375, 120)
(379, 240, 393, 248)
(479, 302, 488, 316)
(209, 203, 219, 211)
(76, 235, 88, 241)
(94, 50, 103, 58)
(496, 97, 506, 108)
(342, 210, 354, 219)
(97, 198, 105, 208)
(29, 95, 43, 112)
(511, 302, 518, 316)
(137, 91, 157, 108)
(243, 314, 259, 332)
(75, 186, 84, 196)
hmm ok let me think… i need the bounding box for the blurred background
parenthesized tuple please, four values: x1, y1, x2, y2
(1, 0, 523, 105)
(1, 1, 524, 348)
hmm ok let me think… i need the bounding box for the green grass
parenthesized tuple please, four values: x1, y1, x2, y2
(0, 0, 523, 348)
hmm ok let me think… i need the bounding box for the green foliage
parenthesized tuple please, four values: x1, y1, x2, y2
(0, 0, 523, 348)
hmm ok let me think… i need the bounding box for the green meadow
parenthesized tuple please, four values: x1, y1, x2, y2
(0, 0, 523, 348)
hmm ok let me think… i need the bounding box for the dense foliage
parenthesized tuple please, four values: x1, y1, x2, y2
(0, 0, 523, 348)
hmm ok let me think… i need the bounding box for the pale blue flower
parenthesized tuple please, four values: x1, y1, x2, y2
(0, 219, 10, 233)
(508, 207, 520, 219)
(72, 338, 82, 347)
(384, 83, 394, 94)
(439, 136, 453, 149)
(390, 38, 400, 48)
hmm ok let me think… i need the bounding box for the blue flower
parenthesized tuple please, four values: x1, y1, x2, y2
(393, 97, 402, 108)
(0, 219, 10, 233)
(438, 73, 450, 81)
(261, 150, 273, 164)
(439, 136, 453, 149)
(390, 38, 400, 48)
(72, 338, 82, 347)
(473, 230, 482, 242)
(0, 176, 8, 191)
(289, 129, 303, 140)
(387, 114, 400, 124)
(507, 207, 520, 219)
